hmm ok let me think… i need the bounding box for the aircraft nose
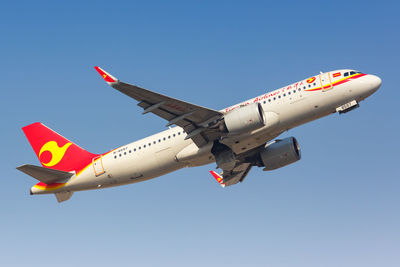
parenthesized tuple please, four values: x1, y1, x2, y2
(368, 74, 382, 92)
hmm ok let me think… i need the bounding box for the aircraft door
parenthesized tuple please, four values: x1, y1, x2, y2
(319, 72, 333, 91)
(92, 156, 105, 176)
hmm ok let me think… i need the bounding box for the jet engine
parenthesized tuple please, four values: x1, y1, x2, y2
(258, 137, 301, 171)
(222, 103, 265, 134)
(211, 141, 236, 171)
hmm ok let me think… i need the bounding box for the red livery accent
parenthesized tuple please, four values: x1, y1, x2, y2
(35, 182, 66, 190)
(305, 73, 366, 92)
(94, 66, 116, 83)
(22, 122, 99, 174)
(210, 170, 225, 187)
(306, 77, 316, 83)
(333, 72, 341, 77)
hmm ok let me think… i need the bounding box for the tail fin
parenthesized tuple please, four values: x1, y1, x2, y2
(22, 122, 98, 174)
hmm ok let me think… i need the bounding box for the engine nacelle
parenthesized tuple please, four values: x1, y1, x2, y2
(211, 141, 236, 171)
(259, 137, 301, 171)
(223, 103, 265, 134)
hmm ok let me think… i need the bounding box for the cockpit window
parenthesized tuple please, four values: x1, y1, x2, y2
(345, 71, 363, 77)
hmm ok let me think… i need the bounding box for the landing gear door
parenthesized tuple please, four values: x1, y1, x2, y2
(319, 72, 333, 91)
(92, 156, 105, 176)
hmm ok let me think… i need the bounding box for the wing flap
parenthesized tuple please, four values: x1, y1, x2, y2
(17, 164, 74, 184)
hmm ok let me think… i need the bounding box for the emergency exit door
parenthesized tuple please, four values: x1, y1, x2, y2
(319, 72, 333, 91)
(92, 156, 105, 176)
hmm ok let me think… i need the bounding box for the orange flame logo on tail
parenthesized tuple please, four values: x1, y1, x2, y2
(39, 141, 72, 167)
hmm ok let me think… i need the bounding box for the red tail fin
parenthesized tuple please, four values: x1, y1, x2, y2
(22, 122, 98, 173)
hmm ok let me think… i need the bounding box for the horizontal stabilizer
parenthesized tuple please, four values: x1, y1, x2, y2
(16, 164, 74, 184)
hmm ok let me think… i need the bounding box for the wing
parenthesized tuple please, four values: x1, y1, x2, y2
(94, 66, 223, 147)
(210, 163, 252, 187)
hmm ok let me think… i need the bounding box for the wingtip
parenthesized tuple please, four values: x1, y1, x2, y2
(210, 171, 226, 187)
(94, 66, 118, 84)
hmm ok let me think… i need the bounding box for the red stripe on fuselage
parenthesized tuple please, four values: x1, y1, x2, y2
(305, 73, 366, 92)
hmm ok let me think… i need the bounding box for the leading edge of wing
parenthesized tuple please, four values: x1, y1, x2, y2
(94, 66, 221, 115)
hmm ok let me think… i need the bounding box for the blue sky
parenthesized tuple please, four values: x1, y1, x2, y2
(1, 1, 399, 266)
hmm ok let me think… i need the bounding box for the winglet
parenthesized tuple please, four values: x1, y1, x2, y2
(94, 66, 119, 84)
(210, 171, 226, 188)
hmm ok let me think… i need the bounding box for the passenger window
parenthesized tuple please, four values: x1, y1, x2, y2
(158, 139, 161, 142)
(134, 148, 137, 151)
(268, 99, 271, 102)
(114, 156, 117, 159)
(129, 150, 131, 153)
(124, 152, 126, 155)
(168, 136, 171, 139)
(178, 132, 180, 135)
(173, 134, 176, 137)
(144, 145, 146, 148)
(163, 137, 166, 141)
(263, 101, 266, 104)
(344, 72, 349, 77)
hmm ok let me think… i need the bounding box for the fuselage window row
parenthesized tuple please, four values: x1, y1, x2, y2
(114, 131, 186, 159)
(261, 86, 307, 105)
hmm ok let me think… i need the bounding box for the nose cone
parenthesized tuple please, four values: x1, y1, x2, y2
(369, 74, 382, 92)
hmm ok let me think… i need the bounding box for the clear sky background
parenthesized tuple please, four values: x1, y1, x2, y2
(1, 1, 399, 266)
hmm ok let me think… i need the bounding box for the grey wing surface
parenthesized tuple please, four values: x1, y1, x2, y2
(95, 66, 223, 147)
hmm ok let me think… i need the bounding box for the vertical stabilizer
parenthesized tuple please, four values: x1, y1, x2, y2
(22, 122, 98, 173)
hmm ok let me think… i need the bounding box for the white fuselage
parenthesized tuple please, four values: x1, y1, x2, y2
(31, 70, 381, 194)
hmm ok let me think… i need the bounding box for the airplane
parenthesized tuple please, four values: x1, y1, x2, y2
(16, 67, 382, 202)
